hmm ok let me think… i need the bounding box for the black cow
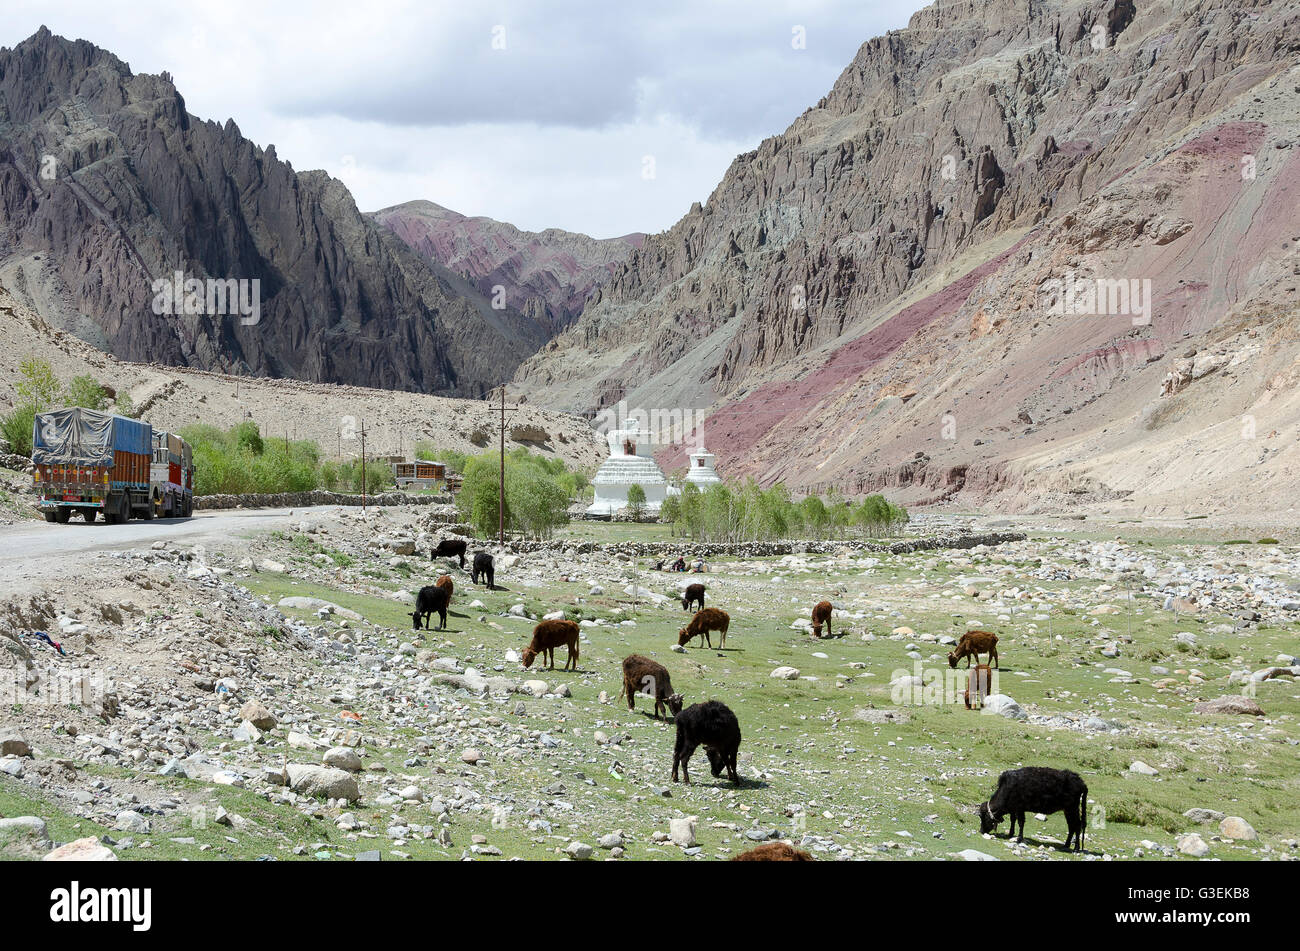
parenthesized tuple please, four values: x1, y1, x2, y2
(472, 551, 495, 588)
(431, 538, 467, 569)
(978, 766, 1088, 851)
(410, 583, 451, 631)
(671, 700, 741, 785)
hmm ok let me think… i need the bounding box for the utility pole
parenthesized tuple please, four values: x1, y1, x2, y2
(359, 420, 369, 515)
(499, 386, 506, 546)
(493, 386, 522, 546)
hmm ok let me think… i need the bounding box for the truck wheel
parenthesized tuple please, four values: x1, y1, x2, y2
(83, 509, 97, 523)
(44, 511, 57, 523)
(142, 494, 155, 520)
(54, 508, 71, 524)
(120, 495, 132, 523)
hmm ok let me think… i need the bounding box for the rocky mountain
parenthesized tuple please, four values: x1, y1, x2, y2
(511, 0, 1300, 515)
(372, 200, 643, 337)
(0, 27, 548, 397)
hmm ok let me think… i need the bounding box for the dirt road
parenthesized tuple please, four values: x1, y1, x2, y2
(0, 507, 311, 597)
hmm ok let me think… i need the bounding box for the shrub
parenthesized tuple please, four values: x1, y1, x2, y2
(65, 375, 109, 410)
(455, 448, 575, 539)
(1, 403, 36, 457)
(626, 483, 647, 521)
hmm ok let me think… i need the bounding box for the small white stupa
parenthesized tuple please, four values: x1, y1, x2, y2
(587, 427, 670, 516)
(684, 446, 722, 488)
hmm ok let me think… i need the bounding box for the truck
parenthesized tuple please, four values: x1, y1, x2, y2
(149, 429, 195, 518)
(32, 408, 195, 523)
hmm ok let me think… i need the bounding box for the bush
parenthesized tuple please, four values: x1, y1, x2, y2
(455, 448, 575, 539)
(662, 478, 907, 543)
(1, 403, 36, 457)
(65, 375, 109, 411)
(179, 422, 325, 496)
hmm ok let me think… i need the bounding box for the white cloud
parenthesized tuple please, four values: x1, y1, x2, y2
(3, 0, 921, 236)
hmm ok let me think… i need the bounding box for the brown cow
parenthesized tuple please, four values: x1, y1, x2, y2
(811, 600, 833, 638)
(678, 607, 730, 649)
(521, 619, 580, 671)
(948, 630, 999, 668)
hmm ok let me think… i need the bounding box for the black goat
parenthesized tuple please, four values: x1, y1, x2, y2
(431, 538, 467, 569)
(978, 766, 1088, 852)
(671, 700, 741, 785)
(409, 583, 450, 631)
(471, 551, 495, 587)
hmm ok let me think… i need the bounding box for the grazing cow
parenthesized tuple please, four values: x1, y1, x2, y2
(521, 619, 580, 671)
(730, 842, 813, 861)
(964, 663, 993, 710)
(410, 583, 451, 631)
(678, 607, 730, 649)
(435, 574, 454, 601)
(978, 766, 1088, 852)
(682, 583, 706, 612)
(811, 600, 833, 638)
(431, 538, 468, 569)
(618, 654, 683, 720)
(471, 551, 495, 588)
(948, 630, 999, 668)
(671, 700, 741, 785)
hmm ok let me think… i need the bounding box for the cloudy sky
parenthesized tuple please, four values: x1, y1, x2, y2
(4, 1, 921, 237)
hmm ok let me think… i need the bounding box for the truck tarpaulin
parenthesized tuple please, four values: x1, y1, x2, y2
(32, 408, 151, 466)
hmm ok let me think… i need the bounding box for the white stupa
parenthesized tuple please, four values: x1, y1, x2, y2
(684, 446, 722, 488)
(587, 427, 671, 516)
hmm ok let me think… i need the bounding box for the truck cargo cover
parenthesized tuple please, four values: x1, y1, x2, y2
(32, 408, 152, 465)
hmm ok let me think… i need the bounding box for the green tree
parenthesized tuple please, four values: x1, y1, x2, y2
(659, 493, 681, 534)
(625, 483, 647, 521)
(65, 375, 109, 410)
(15, 357, 62, 410)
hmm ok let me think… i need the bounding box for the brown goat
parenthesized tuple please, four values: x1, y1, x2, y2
(948, 630, 999, 669)
(618, 654, 683, 719)
(678, 607, 730, 649)
(435, 574, 454, 601)
(521, 619, 580, 671)
(730, 842, 814, 861)
(811, 600, 833, 638)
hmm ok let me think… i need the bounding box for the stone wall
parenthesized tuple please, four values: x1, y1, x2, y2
(195, 491, 452, 510)
(500, 531, 1026, 558)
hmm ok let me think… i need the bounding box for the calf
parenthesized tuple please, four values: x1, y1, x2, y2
(431, 537, 468, 569)
(471, 551, 495, 588)
(671, 700, 741, 785)
(811, 600, 833, 638)
(521, 619, 580, 671)
(409, 583, 450, 631)
(435, 573, 454, 601)
(678, 607, 730, 649)
(948, 630, 999, 668)
(964, 663, 993, 710)
(681, 583, 706, 612)
(618, 654, 683, 720)
(978, 766, 1088, 852)
(730, 842, 813, 862)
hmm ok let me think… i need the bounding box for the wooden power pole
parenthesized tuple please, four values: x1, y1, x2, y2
(359, 420, 369, 515)
(499, 387, 506, 545)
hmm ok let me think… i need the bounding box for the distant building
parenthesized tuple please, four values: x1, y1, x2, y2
(392, 459, 446, 490)
(684, 446, 722, 489)
(587, 427, 670, 516)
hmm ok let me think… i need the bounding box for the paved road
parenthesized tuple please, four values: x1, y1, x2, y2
(0, 507, 315, 596)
